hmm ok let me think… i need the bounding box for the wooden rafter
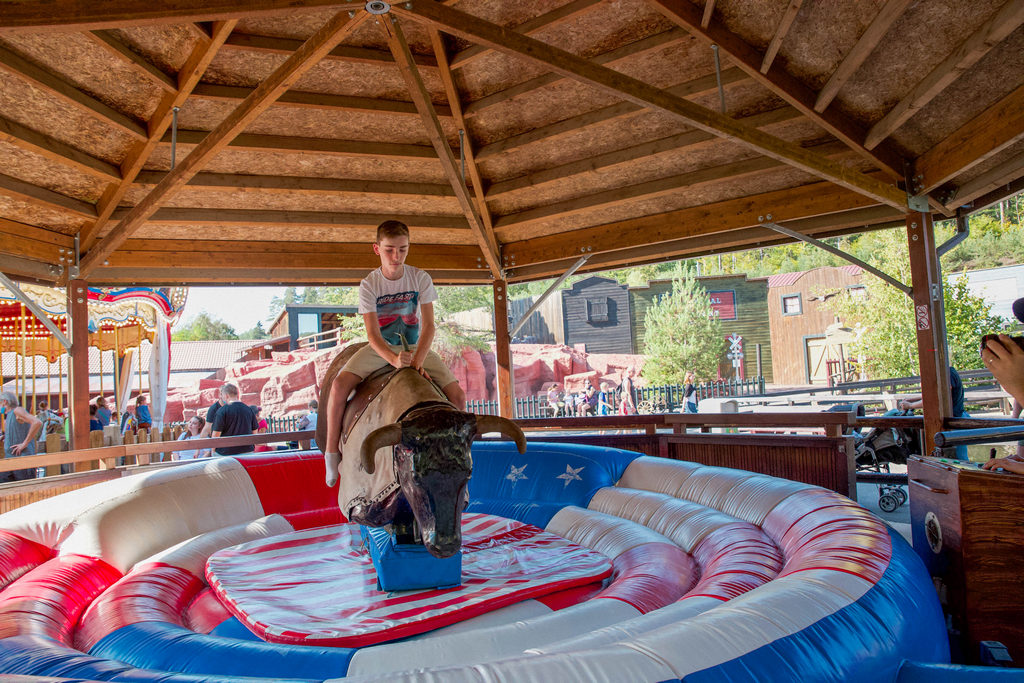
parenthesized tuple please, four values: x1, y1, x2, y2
(475, 67, 747, 161)
(0, 45, 146, 141)
(814, 0, 912, 113)
(493, 141, 847, 238)
(450, 0, 603, 69)
(192, 83, 452, 118)
(645, 0, 908, 181)
(864, 0, 1024, 150)
(157, 129, 437, 160)
(0, 172, 96, 218)
(486, 106, 801, 198)
(0, 0, 362, 31)
(223, 32, 438, 69)
(464, 28, 689, 118)
(429, 29, 499, 267)
(381, 14, 501, 277)
(79, 10, 370, 275)
(0, 115, 121, 181)
(701, 0, 715, 29)
(760, 0, 804, 74)
(87, 30, 177, 92)
(133, 171, 455, 197)
(0, 218, 73, 268)
(943, 151, 1024, 210)
(915, 83, 1024, 194)
(501, 177, 885, 268)
(109, 207, 471, 231)
(91, 267, 494, 286)
(396, 2, 908, 210)
(77, 20, 238, 254)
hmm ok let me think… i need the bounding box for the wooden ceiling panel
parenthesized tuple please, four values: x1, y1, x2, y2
(0, 33, 164, 122)
(0, 143, 108, 204)
(110, 24, 205, 74)
(0, 74, 133, 165)
(130, 223, 479, 246)
(232, 8, 360, 42)
(145, 187, 460, 217)
(0, 195, 88, 234)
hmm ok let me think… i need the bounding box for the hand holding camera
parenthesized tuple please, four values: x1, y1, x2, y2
(981, 333, 1024, 406)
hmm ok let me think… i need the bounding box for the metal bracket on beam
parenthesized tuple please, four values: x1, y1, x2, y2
(509, 253, 591, 338)
(937, 209, 969, 257)
(0, 270, 73, 350)
(761, 220, 912, 297)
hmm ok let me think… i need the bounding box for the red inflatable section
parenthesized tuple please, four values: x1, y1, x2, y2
(76, 562, 204, 651)
(0, 555, 121, 643)
(0, 530, 53, 591)
(184, 587, 234, 634)
(594, 542, 697, 613)
(688, 522, 783, 602)
(234, 452, 340, 519)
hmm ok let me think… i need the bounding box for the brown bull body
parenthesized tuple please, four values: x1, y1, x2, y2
(316, 343, 524, 558)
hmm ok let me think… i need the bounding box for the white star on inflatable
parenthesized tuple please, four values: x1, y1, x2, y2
(556, 464, 584, 488)
(506, 464, 528, 483)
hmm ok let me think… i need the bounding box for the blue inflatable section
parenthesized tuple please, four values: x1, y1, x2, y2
(897, 661, 1024, 682)
(684, 528, 949, 683)
(467, 441, 641, 527)
(209, 616, 262, 642)
(0, 634, 315, 682)
(89, 622, 353, 679)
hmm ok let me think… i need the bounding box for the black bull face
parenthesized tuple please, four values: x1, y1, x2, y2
(357, 403, 525, 559)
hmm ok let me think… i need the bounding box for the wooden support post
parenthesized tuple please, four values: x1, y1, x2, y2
(66, 279, 90, 458)
(493, 279, 513, 418)
(906, 212, 951, 456)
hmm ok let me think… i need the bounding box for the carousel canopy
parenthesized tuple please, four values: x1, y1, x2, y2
(0, 1, 1020, 286)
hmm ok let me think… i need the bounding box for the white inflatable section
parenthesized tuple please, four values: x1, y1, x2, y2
(57, 459, 265, 573)
(407, 600, 552, 639)
(546, 504, 670, 555)
(141, 515, 294, 576)
(346, 600, 640, 676)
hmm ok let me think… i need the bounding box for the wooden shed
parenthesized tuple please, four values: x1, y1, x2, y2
(630, 273, 772, 380)
(767, 265, 863, 385)
(561, 275, 632, 353)
(0, 0, 1021, 440)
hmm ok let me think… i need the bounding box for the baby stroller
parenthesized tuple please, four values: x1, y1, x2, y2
(854, 412, 920, 513)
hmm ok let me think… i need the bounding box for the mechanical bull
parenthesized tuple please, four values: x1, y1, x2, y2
(317, 343, 526, 558)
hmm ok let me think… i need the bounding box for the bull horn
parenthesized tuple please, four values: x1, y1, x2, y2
(360, 424, 402, 474)
(474, 415, 527, 454)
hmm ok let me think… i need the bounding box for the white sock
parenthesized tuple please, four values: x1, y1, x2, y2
(324, 451, 341, 487)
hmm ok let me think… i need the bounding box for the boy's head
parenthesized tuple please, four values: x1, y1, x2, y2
(373, 220, 410, 268)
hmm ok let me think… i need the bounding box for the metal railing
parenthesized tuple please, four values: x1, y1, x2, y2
(296, 327, 343, 350)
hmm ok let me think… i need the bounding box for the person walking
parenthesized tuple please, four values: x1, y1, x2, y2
(1, 391, 42, 482)
(683, 372, 699, 414)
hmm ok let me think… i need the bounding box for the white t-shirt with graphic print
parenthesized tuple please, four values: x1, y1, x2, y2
(357, 265, 437, 346)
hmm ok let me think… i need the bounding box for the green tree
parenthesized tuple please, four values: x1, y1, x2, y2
(238, 321, 269, 340)
(172, 312, 238, 341)
(641, 273, 724, 385)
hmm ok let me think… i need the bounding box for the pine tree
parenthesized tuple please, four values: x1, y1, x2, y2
(641, 274, 724, 385)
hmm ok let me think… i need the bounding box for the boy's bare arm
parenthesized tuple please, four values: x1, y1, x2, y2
(413, 302, 436, 368)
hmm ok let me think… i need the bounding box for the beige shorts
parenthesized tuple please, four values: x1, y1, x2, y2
(341, 342, 457, 388)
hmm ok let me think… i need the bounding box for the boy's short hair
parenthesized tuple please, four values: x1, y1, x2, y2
(376, 220, 410, 242)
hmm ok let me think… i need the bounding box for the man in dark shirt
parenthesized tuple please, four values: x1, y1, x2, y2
(210, 383, 258, 456)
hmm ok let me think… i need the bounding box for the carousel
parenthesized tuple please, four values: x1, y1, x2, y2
(0, 281, 187, 430)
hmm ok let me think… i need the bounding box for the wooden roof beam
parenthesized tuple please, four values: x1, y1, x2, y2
(382, 14, 502, 278)
(0, 172, 96, 218)
(133, 171, 455, 197)
(77, 20, 238, 255)
(942, 150, 1024, 211)
(222, 32, 438, 69)
(0, 218, 74, 270)
(760, 0, 804, 74)
(914, 83, 1024, 194)
(108, 207, 471, 231)
(396, 2, 908, 210)
(487, 106, 801, 198)
(87, 30, 178, 93)
(90, 267, 494, 286)
(701, 0, 715, 29)
(192, 82, 453, 117)
(429, 29, 500, 273)
(814, 0, 912, 112)
(475, 67, 747, 161)
(156, 129, 437, 160)
(0, 1, 363, 31)
(0, 115, 121, 181)
(449, 0, 603, 70)
(79, 10, 370, 276)
(0, 45, 147, 141)
(645, 0, 908, 181)
(464, 27, 690, 118)
(865, 0, 1024, 150)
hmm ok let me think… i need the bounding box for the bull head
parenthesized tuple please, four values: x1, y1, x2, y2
(361, 409, 526, 558)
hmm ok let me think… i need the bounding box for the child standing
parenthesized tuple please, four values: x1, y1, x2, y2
(322, 220, 466, 487)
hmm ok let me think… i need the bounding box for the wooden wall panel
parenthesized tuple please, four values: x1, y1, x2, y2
(562, 275, 632, 354)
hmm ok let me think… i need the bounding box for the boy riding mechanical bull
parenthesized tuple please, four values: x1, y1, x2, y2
(318, 220, 524, 558)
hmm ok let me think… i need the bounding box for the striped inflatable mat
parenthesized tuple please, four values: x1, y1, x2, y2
(205, 512, 613, 646)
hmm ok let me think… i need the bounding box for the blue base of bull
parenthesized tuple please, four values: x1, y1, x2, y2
(360, 525, 462, 592)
